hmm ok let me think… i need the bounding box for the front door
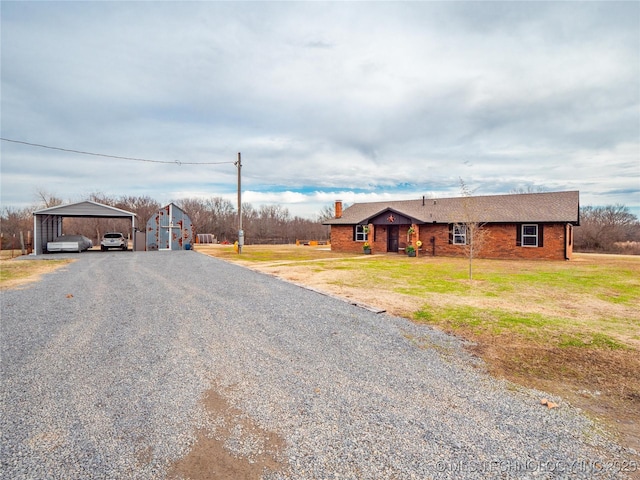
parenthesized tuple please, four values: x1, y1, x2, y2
(387, 225, 399, 252)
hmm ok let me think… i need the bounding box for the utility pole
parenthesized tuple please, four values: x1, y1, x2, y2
(235, 152, 243, 254)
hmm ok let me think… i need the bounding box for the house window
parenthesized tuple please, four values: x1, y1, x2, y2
(453, 224, 467, 245)
(521, 224, 538, 247)
(355, 225, 369, 242)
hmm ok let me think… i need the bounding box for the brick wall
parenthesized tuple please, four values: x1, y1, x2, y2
(330, 225, 364, 253)
(419, 223, 570, 260)
(331, 223, 572, 260)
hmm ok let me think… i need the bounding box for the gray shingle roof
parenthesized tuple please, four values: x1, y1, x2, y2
(324, 191, 580, 225)
(33, 200, 137, 217)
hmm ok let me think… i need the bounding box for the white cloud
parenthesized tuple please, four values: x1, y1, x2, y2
(1, 1, 638, 218)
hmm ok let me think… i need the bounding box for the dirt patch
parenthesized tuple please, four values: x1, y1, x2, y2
(167, 387, 287, 480)
(466, 332, 640, 454)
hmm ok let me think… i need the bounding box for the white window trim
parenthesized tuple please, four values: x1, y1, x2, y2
(355, 225, 369, 242)
(522, 224, 538, 247)
(453, 224, 466, 245)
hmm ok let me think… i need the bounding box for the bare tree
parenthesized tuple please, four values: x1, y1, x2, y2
(316, 204, 335, 223)
(88, 191, 114, 205)
(509, 185, 548, 194)
(35, 189, 63, 208)
(172, 196, 237, 241)
(241, 202, 257, 242)
(575, 205, 639, 252)
(0, 206, 33, 249)
(175, 198, 208, 237)
(206, 197, 237, 242)
(117, 195, 160, 227)
(457, 179, 491, 281)
(255, 205, 291, 243)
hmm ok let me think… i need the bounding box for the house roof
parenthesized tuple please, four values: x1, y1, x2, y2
(33, 200, 137, 218)
(323, 191, 580, 225)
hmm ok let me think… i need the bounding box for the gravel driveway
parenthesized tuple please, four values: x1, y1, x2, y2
(1, 251, 636, 479)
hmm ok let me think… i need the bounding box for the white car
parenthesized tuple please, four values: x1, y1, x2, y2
(47, 235, 93, 253)
(101, 232, 128, 251)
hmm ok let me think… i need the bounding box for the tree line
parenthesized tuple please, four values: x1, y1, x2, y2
(0, 192, 332, 249)
(1, 192, 638, 253)
(574, 204, 640, 254)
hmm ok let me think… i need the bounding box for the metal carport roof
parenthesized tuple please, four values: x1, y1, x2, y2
(33, 201, 137, 255)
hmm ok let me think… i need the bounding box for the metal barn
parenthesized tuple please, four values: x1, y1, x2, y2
(146, 203, 194, 251)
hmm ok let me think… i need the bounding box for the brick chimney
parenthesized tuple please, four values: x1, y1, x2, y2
(335, 200, 343, 219)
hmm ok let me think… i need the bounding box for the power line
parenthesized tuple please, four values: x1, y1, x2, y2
(0, 137, 235, 165)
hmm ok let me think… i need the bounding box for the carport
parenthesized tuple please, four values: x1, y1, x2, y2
(33, 201, 137, 255)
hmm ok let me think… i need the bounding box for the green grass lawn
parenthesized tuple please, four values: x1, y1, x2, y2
(197, 245, 640, 351)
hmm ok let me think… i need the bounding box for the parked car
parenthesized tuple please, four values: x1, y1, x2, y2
(101, 232, 128, 251)
(46, 234, 93, 253)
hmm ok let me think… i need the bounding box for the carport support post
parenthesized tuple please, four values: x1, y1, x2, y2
(33, 215, 39, 255)
(131, 215, 136, 250)
(236, 152, 243, 254)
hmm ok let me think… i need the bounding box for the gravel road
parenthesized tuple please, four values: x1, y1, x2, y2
(1, 251, 636, 479)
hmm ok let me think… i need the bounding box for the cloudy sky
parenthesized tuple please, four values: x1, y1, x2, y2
(1, 1, 638, 219)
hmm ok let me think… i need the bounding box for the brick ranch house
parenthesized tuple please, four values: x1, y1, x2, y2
(323, 191, 580, 260)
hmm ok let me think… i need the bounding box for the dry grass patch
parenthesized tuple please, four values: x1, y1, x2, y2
(195, 243, 349, 265)
(0, 252, 72, 290)
(196, 245, 640, 452)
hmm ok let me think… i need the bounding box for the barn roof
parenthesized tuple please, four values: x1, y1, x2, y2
(33, 200, 136, 218)
(324, 191, 580, 225)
